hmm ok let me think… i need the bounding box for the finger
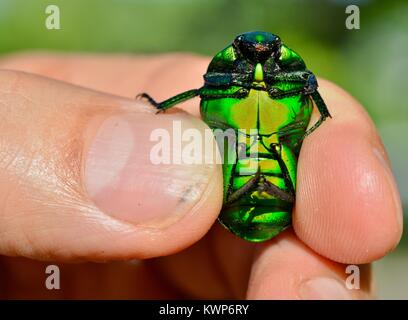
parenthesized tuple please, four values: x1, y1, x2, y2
(247, 230, 372, 300)
(0, 52, 208, 117)
(0, 70, 222, 261)
(294, 79, 403, 264)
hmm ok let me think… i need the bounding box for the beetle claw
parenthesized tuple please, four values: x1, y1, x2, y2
(136, 92, 161, 109)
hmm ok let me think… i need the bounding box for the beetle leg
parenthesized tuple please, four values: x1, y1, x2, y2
(303, 73, 318, 94)
(265, 71, 309, 99)
(136, 89, 201, 112)
(200, 87, 250, 100)
(266, 70, 310, 82)
(261, 179, 294, 203)
(225, 167, 261, 205)
(268, 87, 303, 99)
(304, 90, 332, 137)
(136, 93, 160, 108)
(204, 72, 251, 87)
(269, 143, 295, 196)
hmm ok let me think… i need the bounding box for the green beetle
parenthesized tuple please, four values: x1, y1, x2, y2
(138, 31, 331, 242)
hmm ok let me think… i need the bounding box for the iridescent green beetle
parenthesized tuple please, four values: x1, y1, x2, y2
(138, 31, 331, 242)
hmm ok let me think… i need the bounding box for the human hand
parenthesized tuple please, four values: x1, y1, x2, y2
(0, 53, 402, 299)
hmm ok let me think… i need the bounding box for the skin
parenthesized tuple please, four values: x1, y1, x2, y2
(0, 52, 402, 299)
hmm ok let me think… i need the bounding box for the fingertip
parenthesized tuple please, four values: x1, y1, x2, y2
(0, 69, 223, 261)
(247, 230, 370, 299)
(81, 108, 224, 259)
(294, 80, 403, 264)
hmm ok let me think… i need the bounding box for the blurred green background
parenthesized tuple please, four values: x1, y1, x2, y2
(0, 0, 407, 299)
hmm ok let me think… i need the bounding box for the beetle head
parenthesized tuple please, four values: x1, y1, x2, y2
(233, 31, 281, 63)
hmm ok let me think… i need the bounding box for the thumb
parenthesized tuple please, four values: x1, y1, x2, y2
(0, 70, 222, 261)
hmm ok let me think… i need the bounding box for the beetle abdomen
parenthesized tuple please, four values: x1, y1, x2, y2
(220, 155, 294, 241)
(201, 90, 312, 241)
(219, 206, 292, 242)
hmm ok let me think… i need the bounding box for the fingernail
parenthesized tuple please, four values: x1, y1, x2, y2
(85, 111, 216, 227)
(372, 147, 403, 228)
(299, 277, 352, 300)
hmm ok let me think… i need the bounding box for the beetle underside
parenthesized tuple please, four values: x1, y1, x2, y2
(137, 31, 331, 242)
